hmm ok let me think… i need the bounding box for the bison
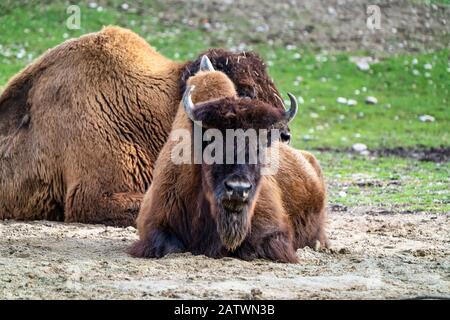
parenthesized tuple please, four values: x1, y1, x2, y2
(130, 61, 328, 263)
(0, 26, 288, 226)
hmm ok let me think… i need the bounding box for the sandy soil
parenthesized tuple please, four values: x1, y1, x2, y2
(1, 206, 448, 300)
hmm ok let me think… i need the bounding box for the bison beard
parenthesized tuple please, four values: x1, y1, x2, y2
(216, 205, 250, 251)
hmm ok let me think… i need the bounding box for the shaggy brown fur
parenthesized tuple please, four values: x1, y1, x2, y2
(130, 70, 328, 263)
(0, 26, 183, 226)
(0, 27, 287, 226)
(192, 98, 285, 130)
(181, 49, 285, 110)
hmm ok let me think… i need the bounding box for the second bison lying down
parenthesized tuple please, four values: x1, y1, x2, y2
(130, 61, 328, 263)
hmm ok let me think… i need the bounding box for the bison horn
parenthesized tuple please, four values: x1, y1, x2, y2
(183, 85, 199, 123)
(200, 55, 215, 72)
(285, 93, 298, 122)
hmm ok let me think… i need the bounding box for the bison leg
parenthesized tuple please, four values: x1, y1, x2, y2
(64, 182, 143, 227)
(129, 228, 185, 258)
(236, 231, 299, 263)
(290, 208, 329, 250)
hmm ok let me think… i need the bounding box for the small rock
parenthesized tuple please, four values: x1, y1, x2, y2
(413, 249, 429, 257)
(331, 203, 348, 212)
(337, 97, 348, 104)
(365, 96, 378, 105)
(349, 56, 378, 71)
(250, 288, 263, 300)
(347, 99, 357, 106)
(352, 143, 368, 152)
(327, 6, 337, 16)
(356, 61, 370, 71)
(360, 150, 370, 156)
(419, 115, 435, 122)
(338, 191, 347, 198)
(338, 248, 351, 254)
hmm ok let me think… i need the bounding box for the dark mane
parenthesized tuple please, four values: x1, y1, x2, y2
(181, 48, 284, 111)
(193, 97, 285, 130)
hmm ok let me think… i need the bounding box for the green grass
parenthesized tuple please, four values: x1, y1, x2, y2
(0, 2, 449, 213)
(321, 152, 450, 213)
(268, 49, 450, 150)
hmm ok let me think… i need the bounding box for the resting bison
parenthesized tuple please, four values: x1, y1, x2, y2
(130, 62, 328, 263)
(0, 27, 287, 226)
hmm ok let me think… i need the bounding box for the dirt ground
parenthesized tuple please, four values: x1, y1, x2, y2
(152, 0, 450, 53)
(1, 206, 448, 300)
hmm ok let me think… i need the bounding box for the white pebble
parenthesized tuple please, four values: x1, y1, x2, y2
(352, 143, 368, 152)
(356, 61, 370, 71)
(337, 97, 348, 104)
(419, 115, 435, 122)
(365, 96, 378, 105)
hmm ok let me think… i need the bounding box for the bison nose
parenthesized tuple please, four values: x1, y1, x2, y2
(224, 180, 252, 200)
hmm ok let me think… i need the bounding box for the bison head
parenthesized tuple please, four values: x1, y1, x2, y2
(182, 78, 298, 251)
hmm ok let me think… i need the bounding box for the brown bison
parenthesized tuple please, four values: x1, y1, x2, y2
(130, 64, 328, 263)
(0, 26, 288, 226)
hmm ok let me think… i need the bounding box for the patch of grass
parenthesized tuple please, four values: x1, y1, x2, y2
(420, 0, 450, 5)
(265, 48, 450, 150)
(321, 152, 450, 213)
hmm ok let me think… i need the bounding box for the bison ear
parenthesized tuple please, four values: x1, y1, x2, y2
(200, 55, 215, 72)
(284, 93, 298, 123)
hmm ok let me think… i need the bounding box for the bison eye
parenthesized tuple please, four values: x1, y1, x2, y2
(280, 132, 291, 144)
